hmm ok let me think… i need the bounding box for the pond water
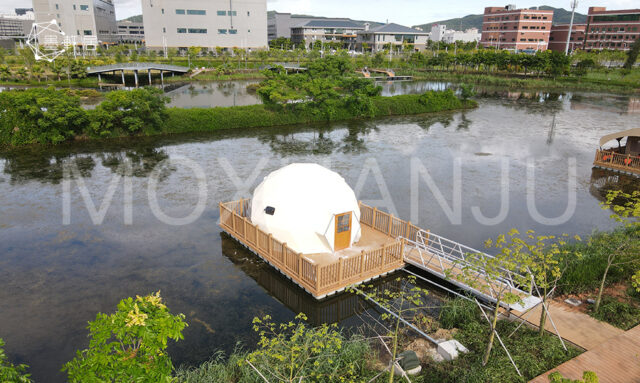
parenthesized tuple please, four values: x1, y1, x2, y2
(0, 81, 639, 381)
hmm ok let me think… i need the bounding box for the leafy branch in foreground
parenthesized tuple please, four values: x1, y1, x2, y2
(246, 313, 373, 383)
(63, 291, 187, 383)
(0, 338, 31, 383)
(350, 275, 430, 382)
(594, 190, 640, 312)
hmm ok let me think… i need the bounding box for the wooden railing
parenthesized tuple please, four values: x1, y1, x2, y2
(358, 202, 425, 243)
(594, 149, 640, 175)
(219, 199, 405, 299)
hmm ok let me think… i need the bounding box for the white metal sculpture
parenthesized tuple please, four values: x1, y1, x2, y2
(26, 19, 67, 62)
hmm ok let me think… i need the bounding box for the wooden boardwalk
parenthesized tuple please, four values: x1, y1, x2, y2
(513, 301, 624, 351)
(530, 325, 640, 383)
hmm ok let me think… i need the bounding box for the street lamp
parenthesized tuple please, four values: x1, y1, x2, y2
(565, 0, 578, 55)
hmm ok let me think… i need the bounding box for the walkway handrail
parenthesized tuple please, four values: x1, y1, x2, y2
(594, 149, 640, 174)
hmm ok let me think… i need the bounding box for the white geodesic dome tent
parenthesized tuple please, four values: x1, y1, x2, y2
(251, 163, 361, 255)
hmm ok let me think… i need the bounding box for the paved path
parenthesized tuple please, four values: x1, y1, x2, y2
(513, 300, 624, 350)
(530, 325, 640, 383)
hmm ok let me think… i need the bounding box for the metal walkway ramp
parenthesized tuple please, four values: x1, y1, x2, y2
(402, 230, 542, 312)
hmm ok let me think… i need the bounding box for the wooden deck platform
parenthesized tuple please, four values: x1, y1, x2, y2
(219, 200, 405, 299)
(530, 325, 640, 383)
(513, 301, 624, 351)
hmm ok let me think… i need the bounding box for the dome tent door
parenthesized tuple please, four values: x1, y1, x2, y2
(334, 212, 352, 251)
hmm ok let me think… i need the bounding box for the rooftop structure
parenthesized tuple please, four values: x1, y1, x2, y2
(268, 12, 357, 41)
(291, 19, 365, 50)
(117, 20, 144, 44)
(442, 28, 481, 44)
(584, 7, 640, 51)
(32, 0, 118, 45)
(480, 5, 553, 52)
(141, 0, 267, 51)
(357, 23, 430, 52)
(548, 23, 586, 52)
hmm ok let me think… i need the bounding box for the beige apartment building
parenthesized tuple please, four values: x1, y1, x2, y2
(141, 0, 267, 51)
(33, 0, 118, 44)
(480, 4, 553, 52)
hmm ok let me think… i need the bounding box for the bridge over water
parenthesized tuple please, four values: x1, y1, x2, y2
(86, 63, 189, 87)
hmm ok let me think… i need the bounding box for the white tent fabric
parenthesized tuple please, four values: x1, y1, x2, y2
(251, 163, 361, 255)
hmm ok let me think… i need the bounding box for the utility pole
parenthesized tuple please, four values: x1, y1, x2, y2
(565, 0, 578, 55)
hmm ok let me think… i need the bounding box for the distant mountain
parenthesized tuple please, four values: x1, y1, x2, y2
(413, 6, 587, 32)
(119, 15, 143, 23)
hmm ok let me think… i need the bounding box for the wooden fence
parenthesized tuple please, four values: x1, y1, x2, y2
(594, 149, 640, 176)
(358, 202, 425, 243)
(219, 199, 406, 299)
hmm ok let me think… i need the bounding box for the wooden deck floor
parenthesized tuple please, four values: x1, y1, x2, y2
(304, 225, 396, 267)
(513, 301, 624, 351)
(530, 325, 640, 383)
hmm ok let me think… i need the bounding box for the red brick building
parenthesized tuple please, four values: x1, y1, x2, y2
(480, 5, 554, 52)
(548, 23, 586, 52)
(584, 7, 640, 51)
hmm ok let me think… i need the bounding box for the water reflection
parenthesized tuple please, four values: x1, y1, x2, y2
(165, 80, 261, 108)
(589, 168, 640, 203)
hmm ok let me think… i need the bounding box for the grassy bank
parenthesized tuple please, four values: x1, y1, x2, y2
(0, 87, 476, 148)
(410, 70, 640, 94)
(164, 93, 475, 135)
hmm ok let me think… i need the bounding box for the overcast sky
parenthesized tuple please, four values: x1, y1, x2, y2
(1, 0, 637, 26)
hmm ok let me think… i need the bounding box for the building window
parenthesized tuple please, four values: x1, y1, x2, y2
(84, 30, 92, 35)
(177, 28, 187, 33)
(176, 9, 185, 14)
(80, 5, 89, 11)
(229, 29, 237, 34)
(247, 11, 250, 16)
(162, 27, 166, 33)
(217, 10, 226, 16)
(218, 29, 227, 34)
(55, 4, 59, 10)
(73, 4, 76, 10)
(161, 8, 164, 14)
(187, 10, 206, 15)
(188, 28, 207, 33)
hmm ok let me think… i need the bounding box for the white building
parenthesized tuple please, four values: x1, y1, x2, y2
(141, 0, 267, 51)
(32, 0, 118, 44)
(357, 23, 430, 52)
(430, 24, 447, 41)
(291, 20, 365, 50)
(442, 28, 481, 44)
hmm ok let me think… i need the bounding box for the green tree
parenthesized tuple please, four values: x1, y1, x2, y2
(63, 291, 187, 383)
(351, 276, 430, 381)
(0, 64, 11, 81)
(0, 339, 31, 383)
(0, 87, 88, 145)
(453, 229, 532, 366)
(88, 87, 169, 137)
(594, 190, 640, 312)
(624, 38, 640, 70)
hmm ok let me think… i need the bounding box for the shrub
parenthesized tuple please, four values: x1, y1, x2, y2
(176, 314, 376, 383)
(88, 87, 169, 137)
(589, 297, 640, 330)
(63, 291, 187, 383)
(0, 87, 88, 146)
(549, 371, 599, 383)
(557, 226, 640, 295)
(0, 338, 31, 383)
(439, 297, 480, 329)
